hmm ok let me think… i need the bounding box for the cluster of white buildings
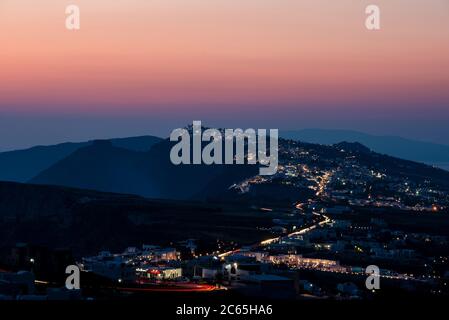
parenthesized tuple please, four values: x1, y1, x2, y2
(80, 245, 182, 283)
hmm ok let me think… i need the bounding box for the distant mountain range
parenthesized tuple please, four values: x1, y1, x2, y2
(2, 129, 447, 185)
(1, 129, 448, 201)
(0, 136, 162, 182)
(282, 129, 449, 170)
(29, 137, 449, 201)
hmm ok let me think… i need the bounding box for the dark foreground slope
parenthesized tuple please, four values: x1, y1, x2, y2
(0, 181, 271, 256)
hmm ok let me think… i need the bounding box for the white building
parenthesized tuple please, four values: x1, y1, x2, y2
(136, 266, 182, 280)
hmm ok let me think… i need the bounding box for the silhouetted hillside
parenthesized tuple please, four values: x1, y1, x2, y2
(0, 142, 89, 183)
(334, 141, 371, 154)
(142, 139, 259, 200)
(0, 135, 162, 182)
(30, 140, 160, 196)
(109, 135, 163, 152)
(30, 138, 258, 200)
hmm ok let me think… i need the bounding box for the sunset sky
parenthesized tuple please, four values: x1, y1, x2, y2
(1, 0, 449, 150)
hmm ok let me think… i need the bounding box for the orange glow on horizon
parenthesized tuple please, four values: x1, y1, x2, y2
(1, 0, 448, 114)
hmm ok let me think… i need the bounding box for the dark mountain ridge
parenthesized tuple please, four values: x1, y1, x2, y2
(30, 136, 449, 201)
(0, 135, 162, 183)
(30, 137, 259, 200)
